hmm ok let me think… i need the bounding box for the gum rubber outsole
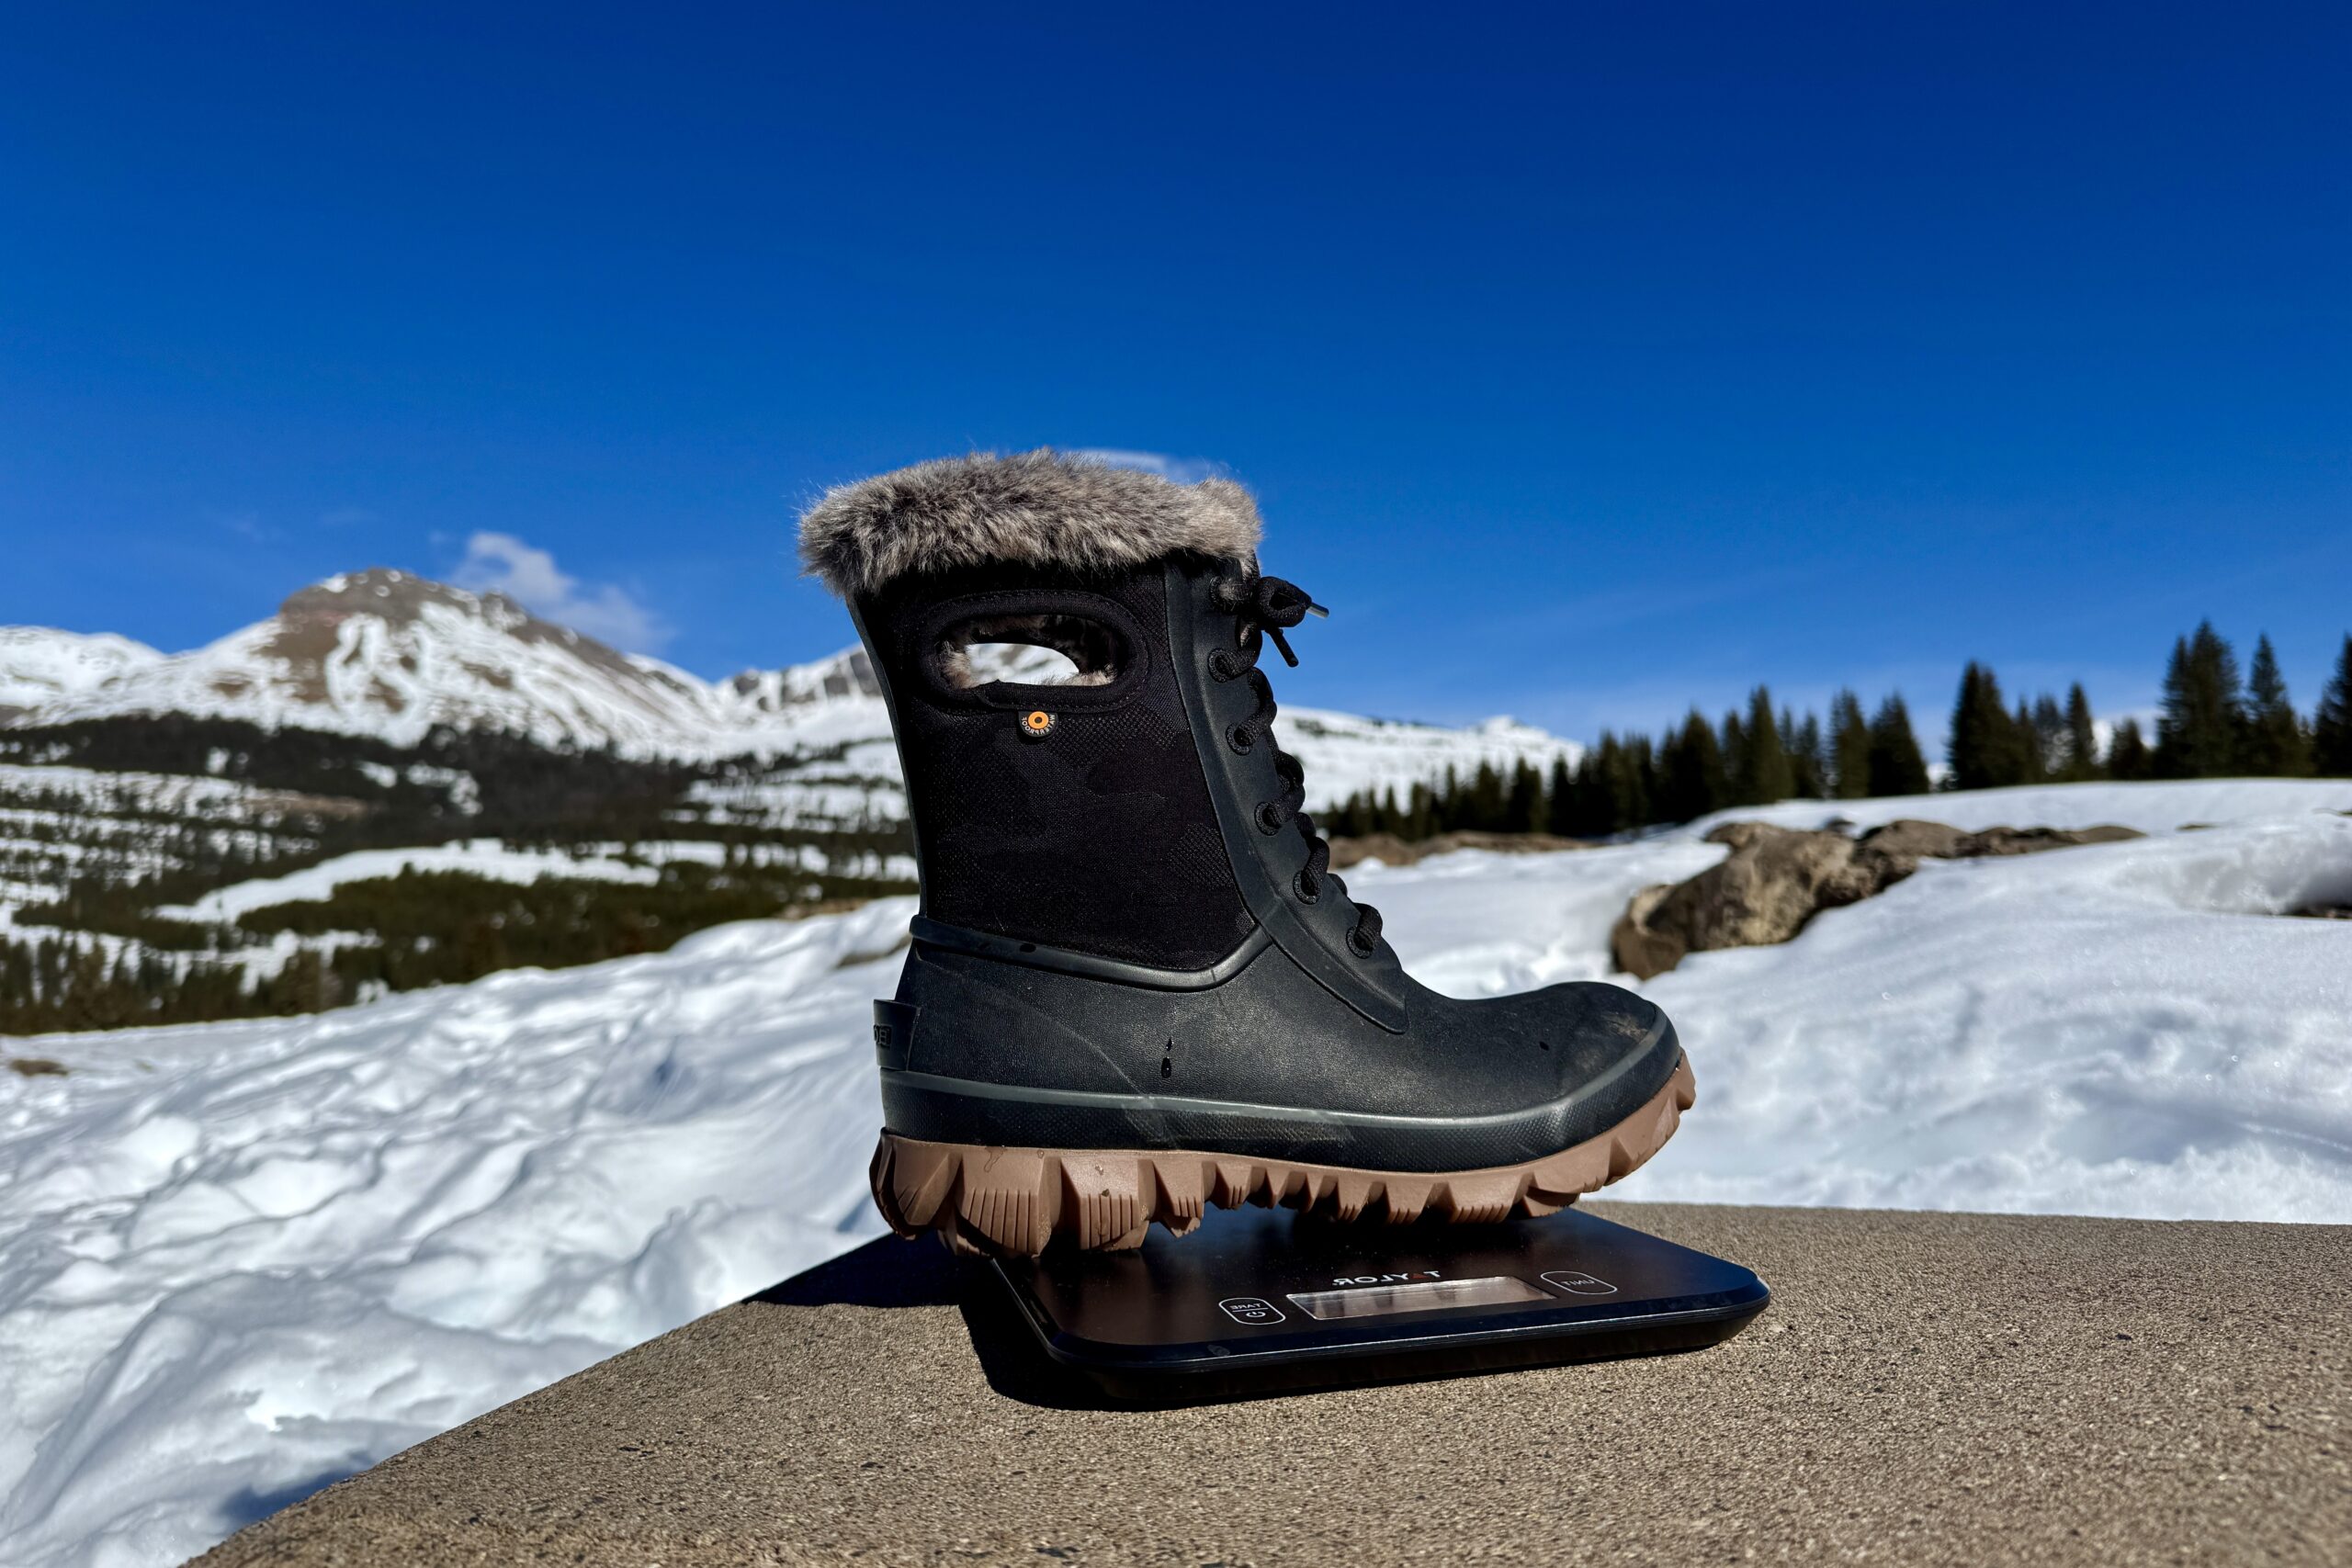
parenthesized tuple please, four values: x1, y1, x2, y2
(869, 1053, 1696, 1258)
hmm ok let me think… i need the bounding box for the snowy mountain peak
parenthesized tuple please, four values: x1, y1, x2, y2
(723, 647, 883, 715)
(8, 569, 729, 756)
(299, 567, 505, 619)
(0, 626, 163, 718)
(4, 570, 1581, 789)
(282, 570, 628, 671)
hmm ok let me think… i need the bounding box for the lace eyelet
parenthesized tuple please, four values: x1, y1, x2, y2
(1292, 870, 1320, 905)
(1206, 650, 1235, 682)
(1256, 803, 1285, 835)
(1227, 725, 1255, 755)
(1347, 928, 1377, 958)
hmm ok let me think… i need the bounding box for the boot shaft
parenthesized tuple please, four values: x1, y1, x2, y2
(850, 556, 1250, 969)
(804, 451, 1268, 971)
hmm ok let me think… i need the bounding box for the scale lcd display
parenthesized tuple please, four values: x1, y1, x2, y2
(1285, 1275, 1549, 1321)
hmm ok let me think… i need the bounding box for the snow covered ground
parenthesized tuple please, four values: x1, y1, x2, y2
(153, 839, 920, 926)
(1358, 781, 2352, 1218)
(3, 778, 2348, 1567)
(152, 840, 663, 922)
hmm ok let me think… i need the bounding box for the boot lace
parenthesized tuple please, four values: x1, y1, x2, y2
(1208, 571, 1385, 957)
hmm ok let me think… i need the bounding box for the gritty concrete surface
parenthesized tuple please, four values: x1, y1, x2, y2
(195, 1203, 2349, 1566)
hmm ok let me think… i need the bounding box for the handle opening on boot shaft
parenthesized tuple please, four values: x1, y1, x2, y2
(913, 591, 1154, 712)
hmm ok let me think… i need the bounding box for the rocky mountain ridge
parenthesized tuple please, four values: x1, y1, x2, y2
(2, 569, 1579, 805)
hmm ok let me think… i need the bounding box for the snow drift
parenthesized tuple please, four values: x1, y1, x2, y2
(2, 778, 2348, 1567)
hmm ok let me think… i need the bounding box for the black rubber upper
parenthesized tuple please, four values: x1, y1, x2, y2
(854, 552, 1684, 1173)
(879, 935, 1679, 1171)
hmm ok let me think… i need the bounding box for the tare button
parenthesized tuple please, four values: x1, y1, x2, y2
(1217, 1296, 1286, 1325)
(1541, 1269, 1618, 1296)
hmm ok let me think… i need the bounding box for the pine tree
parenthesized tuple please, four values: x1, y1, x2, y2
(1565, 749, 1611, 837)
(1545, 755, 1576, 837)
(1949, 663, 1984, 787)
(2243, 634, 2311, 777)
(2062, 683, 2100, 782)
(2156, 621, 2245, 778)
(1790, 709, 1826, 800)
(2030, 694, 2064, 782)
(1469, 761, 1507, 830)
(1740, 687, 1793, 806)
(1597, 737, 1634, 835)
(1719, 710, 1751, 807)
(1618, 738, 1656, 831)
(1331, 792, 1369, 838)
(1659, 710, 1728, 824)
(2315, 636, 2352, 777)
(2010, 700, 2039, 784)
(1420, 771, 1458, 831)
(2107, 717, 2153, 780)
(1949, 662, 2027, 790)
(1829, 690, 1871, 799)
(1504, 760, 1544, 833)
(2153, 636, 2190, 771)
(1868, 695, 1932, 796)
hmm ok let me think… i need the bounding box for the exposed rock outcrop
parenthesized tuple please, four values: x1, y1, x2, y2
(1859, 819, 2143, 859)
(1612, 818, 2145, 979)
(1611, 824, 1911, 980)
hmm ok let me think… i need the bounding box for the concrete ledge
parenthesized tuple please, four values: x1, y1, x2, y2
(195, 1204, 2349, 1566)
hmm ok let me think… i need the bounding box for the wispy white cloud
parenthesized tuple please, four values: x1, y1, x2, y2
(453, 533, 670, 651)
(214, 509, 280, 544)
(318, 506, 376, 527)
(1067, 448, 1228, 486)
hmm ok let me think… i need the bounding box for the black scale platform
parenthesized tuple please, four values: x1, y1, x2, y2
(990, 1204, 1769, 1403)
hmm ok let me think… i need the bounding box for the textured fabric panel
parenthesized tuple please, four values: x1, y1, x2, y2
(864, 561, 1251, 970)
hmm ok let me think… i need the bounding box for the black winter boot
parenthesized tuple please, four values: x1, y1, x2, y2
(801, 451, 1692, 1255)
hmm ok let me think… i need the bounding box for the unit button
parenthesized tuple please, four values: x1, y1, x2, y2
(1541, 1269, 1618, 1296)
(1217, 1296, 1287, 1325)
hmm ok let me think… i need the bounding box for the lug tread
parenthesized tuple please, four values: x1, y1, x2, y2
(872, 1055, 1695, 1258)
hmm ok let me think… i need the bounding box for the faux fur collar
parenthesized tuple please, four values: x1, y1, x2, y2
(798, 449, 1261, 599)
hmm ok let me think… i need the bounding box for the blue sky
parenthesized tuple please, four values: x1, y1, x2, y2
(5, 3, 2346, 743)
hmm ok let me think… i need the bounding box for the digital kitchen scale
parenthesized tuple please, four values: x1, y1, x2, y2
(989, 1204, 1769, 1403)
